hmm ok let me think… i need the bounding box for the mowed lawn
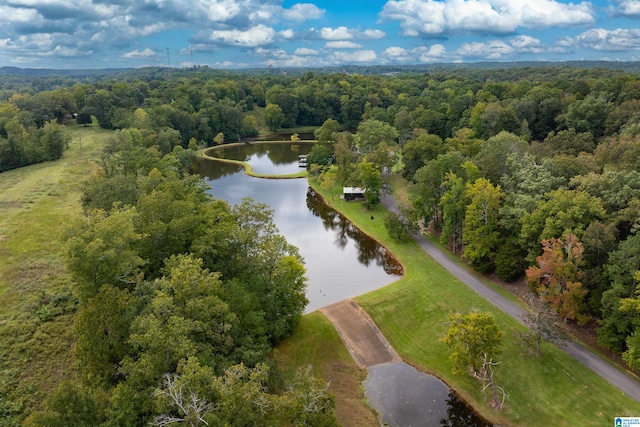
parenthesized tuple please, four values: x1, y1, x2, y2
(0, 126, 109, 422)
(299, 174, 640, 427)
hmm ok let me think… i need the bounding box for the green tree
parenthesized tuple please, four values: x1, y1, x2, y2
(565, 95, 613, 139)
(474, 131, 528, 185)
(25, 382, 106, 427)
(463, 178, 502, 272)
(356, 160, 383, 208)
(355, 118, 399, 154)
(333, 131, 354, 184)
(410, 151, 466, 228)
(543, 129, 595, 156)
(598, 233, 640, 351)
(440, 172, 470, 254)
(384, 204, 418, 241)
(306, 144, 332, 170)
(619, 272, 640, 369)
(401, 131, 445, 181)
(66, 207, 145, 299)
(264, 103, 285, 131)
(314, 118, 340, 142)
(39, 119, 68, 160)
(75, 285, 138, 385)
(121, 255, 236, 388)
(441, 311, 503, 376)
(318, 169, 337, 200)
(520, 189, 605, 262)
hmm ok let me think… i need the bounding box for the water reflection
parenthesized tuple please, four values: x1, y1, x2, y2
(197, 155, 402, 313)
(203, 142, 315, 175)
(196, 142, 488, 426)
(306, 188, 402, 275)
(440, 392, 493, 427)
(365, 362, 492, 427)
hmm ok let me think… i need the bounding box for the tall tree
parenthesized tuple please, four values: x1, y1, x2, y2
(520, 189, 605, 262)
(354, 118, 398, 154)
(525, 234, 588, 324)
(356, 160, 383, 209)
(66, 207, 145, 299)
(264, 103, 285, 131)
(463, 178, 502, 272)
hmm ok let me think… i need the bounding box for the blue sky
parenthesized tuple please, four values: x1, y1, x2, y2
(1, 0, 640, 69)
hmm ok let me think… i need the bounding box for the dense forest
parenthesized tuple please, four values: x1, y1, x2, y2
(3, 63, 640, 424)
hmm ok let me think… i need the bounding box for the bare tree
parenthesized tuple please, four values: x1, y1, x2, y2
(152, 374, 213, 427)
(518, 292, 568, 356)
(475, 354, 508, 410)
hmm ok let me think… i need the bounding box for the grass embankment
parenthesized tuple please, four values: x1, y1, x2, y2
(301, 171, 640, 427)
(276, 313, 379, 426)
(0, 126, 109, 422)
(199, 141, 311, 179)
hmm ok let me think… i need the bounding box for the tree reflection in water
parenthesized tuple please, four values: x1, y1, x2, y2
(440, 392, 493, 427)
(306, 188, 403, 276)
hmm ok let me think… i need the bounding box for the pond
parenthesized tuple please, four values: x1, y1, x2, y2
(196, 142, 491, 426)
(196, 142, 402, 313)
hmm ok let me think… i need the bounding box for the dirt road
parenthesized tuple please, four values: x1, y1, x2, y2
(320, 299, 401, 368)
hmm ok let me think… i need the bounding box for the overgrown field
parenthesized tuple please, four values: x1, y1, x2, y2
(0, 127, 109, 424)
(306, 173, 640, 427)
(276, 312, 379, 426)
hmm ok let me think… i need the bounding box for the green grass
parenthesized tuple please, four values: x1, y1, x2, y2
(305, 172, 640, 427)
(276, 313, 379, 426)
(0, 126, 111, 423)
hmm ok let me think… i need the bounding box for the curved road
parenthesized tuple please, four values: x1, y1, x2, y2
(380, 192, 640, 402)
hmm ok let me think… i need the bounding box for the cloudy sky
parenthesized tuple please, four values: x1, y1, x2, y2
(1, 0, 640, 69)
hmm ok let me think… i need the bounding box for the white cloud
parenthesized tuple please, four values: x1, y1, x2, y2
(121, 48, 157, 59)
(45, 45, 92, 57)
(360, 29, 386, 39)
(279, 29, 295, 39)
(283, 3, 325, 22)
(208, 24, 276, 47)
(327, 49, 377, 63)
(454, 35, 551, 59)
(381, 44, 447, 62)
(380, 0, 594, 36)
(320, 26, 353, 40)
(510, 35, 546, 53)
(325, 41, 362, 49)
(307, 26, 386, 41)
(570, 28, 640, 51)
(456, 40, 514, 58)
(614, 0, 640, 17)
(418, 44, 447, 61)
(294, 47, 319, 55)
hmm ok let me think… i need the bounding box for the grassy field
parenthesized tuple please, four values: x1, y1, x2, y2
(303, 172, 640, 427)
(0, 126, 109, 423)
(276, 313, 379, 426)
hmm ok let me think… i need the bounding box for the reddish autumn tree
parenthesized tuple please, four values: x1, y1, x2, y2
(525, 233, 589, 324)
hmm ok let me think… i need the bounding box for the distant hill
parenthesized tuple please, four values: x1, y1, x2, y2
(1, 61, 639, 78)
(0, 66, 133, 77)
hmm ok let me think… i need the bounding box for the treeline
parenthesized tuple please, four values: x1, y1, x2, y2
(293, 67, 640, 371)
(4, 64, 640, 422)
(0, 96, 70, 172)
(24, 129, 337, 425)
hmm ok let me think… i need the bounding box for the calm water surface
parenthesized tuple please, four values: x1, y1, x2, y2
(196, 143, 491, 426)
(198, 143, 402, 313)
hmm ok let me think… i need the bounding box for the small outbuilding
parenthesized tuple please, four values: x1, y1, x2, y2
(343, 187, 365, 201)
